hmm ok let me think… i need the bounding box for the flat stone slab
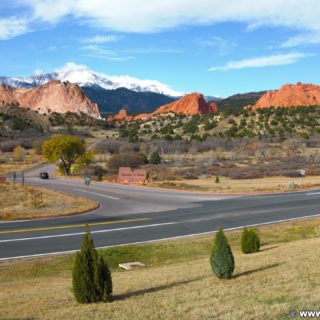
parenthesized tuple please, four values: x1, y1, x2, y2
(119, 262, 145, 270)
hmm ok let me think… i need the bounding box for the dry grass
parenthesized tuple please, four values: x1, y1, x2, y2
(1, 217, 320, 319)
(149, 176, 320, 193)
(0, 150, 44, 175)
(0, 183, 97, 220)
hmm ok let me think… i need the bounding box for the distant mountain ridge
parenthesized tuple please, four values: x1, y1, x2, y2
(0, 63, 185, 114)
(83, 86, 176, 114)
(0, 63, 183, 96)
(213, 91, 266, 112)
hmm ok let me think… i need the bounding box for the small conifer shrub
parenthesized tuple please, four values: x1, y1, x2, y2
(241, 228, 260, 254)
(210, 228, 234, 279)
(72, 228, 112, 303)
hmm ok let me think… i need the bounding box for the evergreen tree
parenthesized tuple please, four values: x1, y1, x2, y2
(72, 228, 112, 303)
(210, 228, 234, 279)
(241, 228, 260, 254)
(98, 256, 113, 302)
(149, 151, 161, 164)
(215, 176, 220, 183)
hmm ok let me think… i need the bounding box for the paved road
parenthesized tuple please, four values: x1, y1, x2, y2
(1, 165, 320, 260)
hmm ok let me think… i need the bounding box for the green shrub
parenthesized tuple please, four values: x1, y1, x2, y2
(241, 228, 260, 254)
(210, 228, 234, 279)
(149, 151, 161, 164)
(96, 172, 103, 181)
(215, 176, 220, 183)
(72, 228, 112, 303)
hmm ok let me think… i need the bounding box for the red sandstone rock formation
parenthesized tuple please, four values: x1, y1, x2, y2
(0, 80, 100, 118)
(114, 108, 129, 121)
(247, 82, 320, 110)
(107, 108, 135, 121)
(152, 93, 218, 116)
(107, 93, 218, 122)
(132, 113, 150, 120)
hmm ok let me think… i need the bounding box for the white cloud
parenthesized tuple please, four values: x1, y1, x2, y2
(124, 47, 183, 54)
(196, 36, 237, 55)
(81, 44, 134, 61)
(209, 52, 312, 71)
(17, 0, 320, 34)
(282, 32, 320, 48)
(33, 68, 43, 75)
(0, 17, 29, 40)
(81, 35, 122, 44)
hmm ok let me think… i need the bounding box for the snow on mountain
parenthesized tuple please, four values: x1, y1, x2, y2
(0, 63, 183, 97)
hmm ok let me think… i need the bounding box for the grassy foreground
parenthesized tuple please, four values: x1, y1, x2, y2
(1, 218, 320, 319)
(0, 183, 97, 220)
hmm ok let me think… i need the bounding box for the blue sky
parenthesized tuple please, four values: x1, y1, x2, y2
(0, 0, 320, 97)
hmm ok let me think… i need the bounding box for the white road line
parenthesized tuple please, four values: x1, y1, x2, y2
(2, 212, 320, 261)
(0, 222, 176, 243)
(307, 192, 320, 195)
(73, 188, 120, 200)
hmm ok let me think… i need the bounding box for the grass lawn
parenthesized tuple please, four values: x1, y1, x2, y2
(148, 175, 320, 193)
(0, 183, 97, 220)
(1, 217, 320, 319)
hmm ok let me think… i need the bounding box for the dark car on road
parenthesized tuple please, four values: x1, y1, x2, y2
(39, 172, 49, 179)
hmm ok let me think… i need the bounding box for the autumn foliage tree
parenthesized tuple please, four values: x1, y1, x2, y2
(42, 135, 93, 175)
(13, 145, 26, 161)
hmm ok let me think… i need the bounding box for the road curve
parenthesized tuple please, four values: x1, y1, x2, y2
(1, 165, 320, 260)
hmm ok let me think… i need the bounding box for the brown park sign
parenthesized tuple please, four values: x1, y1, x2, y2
(117, 167, 147, 185)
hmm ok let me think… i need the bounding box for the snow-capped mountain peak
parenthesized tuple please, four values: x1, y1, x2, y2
(0, 63, 183, 97)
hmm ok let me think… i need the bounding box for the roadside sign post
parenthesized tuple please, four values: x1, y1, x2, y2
(84, 176, 91, 199)
(12, 171, 16, 188)
(300, 169, 305, 186)
(21, 170, 25, 186)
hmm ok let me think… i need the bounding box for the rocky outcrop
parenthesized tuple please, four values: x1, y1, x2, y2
(107, 92, 218, 122)
(0, 84, 19, 106)
(133, 113, 150, 120)
(107, 108, 130, 121)
(247, 82, 320, 110)
(152, 93, 218, 116)
(0, 80, 100, 118)
(114, 108, 129, 121)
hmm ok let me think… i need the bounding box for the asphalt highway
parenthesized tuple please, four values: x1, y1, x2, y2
(1, 165, 320, 260)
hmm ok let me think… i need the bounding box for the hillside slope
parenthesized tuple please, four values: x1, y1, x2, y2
(0, 81, 100, 118)
(214, 91, 266, 112)
(83, 86, 176, 114)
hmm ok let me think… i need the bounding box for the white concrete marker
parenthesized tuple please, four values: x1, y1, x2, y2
(119, 262, 145, 270)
